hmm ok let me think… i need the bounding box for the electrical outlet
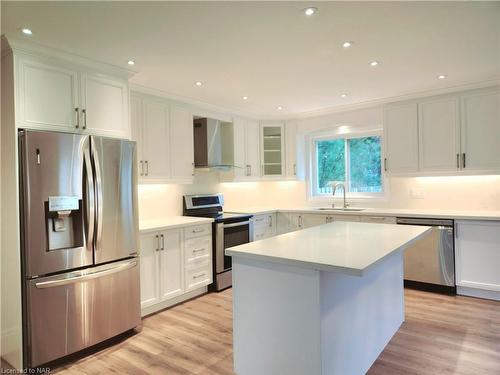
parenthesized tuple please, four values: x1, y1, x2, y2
(410, 187, 425, 199)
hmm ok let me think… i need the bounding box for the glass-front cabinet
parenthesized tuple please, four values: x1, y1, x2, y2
(261, 121, 285, 177)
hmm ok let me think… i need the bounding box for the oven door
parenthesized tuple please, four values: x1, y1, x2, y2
(216, 220, 252, 273)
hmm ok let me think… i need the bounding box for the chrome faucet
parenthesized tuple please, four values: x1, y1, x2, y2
(332, 182, 348, 209)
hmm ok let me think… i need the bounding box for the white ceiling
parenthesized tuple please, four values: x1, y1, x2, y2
(2, 1, 499, 117)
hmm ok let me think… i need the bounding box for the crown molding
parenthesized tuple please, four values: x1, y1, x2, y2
(288, 78, 500, 120)
(129, 83, 260, 121)
(1, 34, 136, 79)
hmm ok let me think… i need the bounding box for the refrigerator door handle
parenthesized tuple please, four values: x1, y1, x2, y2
(91, 137, 103, 252)
(83, 139, 95, 249)
(34, 260, 138, 289)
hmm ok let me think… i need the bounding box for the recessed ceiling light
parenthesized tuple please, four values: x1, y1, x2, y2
(304, 7, 318, 16)
(340, 93, 348, 98)
(242, 96, 249, 100)
(342, 41, 352, 48)
(437, 74, 447, 80)
(369, 61, 380, 67)
(277, 106, 283, 111)
(195, 81, 203, 87)
(21, 28, 33, 35)
(127, 60, 135, 66)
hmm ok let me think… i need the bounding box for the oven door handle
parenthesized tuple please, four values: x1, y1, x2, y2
(223, 221, 251, 229)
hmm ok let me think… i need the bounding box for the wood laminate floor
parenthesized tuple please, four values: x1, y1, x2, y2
(52, 289, 500, 375)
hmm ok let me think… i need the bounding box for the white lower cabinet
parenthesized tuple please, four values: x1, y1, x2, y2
(140, 224, 212, 315)
(455, 220, 500, 300)
(253, 213, 277, 241)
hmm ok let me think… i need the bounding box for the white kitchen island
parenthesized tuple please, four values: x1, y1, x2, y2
(226, 221, 431, 375)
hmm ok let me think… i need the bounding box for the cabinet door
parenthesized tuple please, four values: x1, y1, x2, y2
(159, 230, 184, 300)
(139, 232, 160, 308)
(170, 105, 194, 181)
(81, 74, 130, 138)
(246, 119, 261, 178)
(142, 99, 171, 180)
(265, 214, 277, 238)
(130, 95, 144, 175)
(383, 103, 419, 173)
(461, 90, 500, 171)
(455, 221, 500, 292)
(276, 212, 291, 234)
(261, 121, 285, 177)
(419, 97, 460, 172)
(232, 117, 247, 179)
(285, 120, 298, 178)
(302, 214, 328, 228)
(17, 57, 79, 131)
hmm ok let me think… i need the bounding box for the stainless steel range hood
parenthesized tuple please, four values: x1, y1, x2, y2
(193, 117, 236, 170)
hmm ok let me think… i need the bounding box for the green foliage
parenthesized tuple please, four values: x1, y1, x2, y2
(316, 139, 345, 189)
(316, 136, 382, 193)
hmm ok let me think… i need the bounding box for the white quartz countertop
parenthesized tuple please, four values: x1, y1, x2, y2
(226, 221, 431, 276)
(139, 216, 213, 233)
(225, 206, 500, 221)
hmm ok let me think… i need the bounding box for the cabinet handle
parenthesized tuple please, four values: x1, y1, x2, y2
(82, 109, 87, 129)
(246, 164, 251, 176)
(384, 158, 388, 172)
(160, 234, 164, 251)
(293, 164, 297, 175)
(139, 161, 144, 176)
(192, 248, 205, 253)
(268, 215, 273, 227)
(192, 228, 204, 234)
(155, 234, 159, 251)
(75, 108, 80, 128)
(193, 273, 206, 279)
(298, 215, 303, 228)
(456, 153, 460, 169)
(192, 162, 195, 176)
(145, 160, 149, 176)
(462, 153, 466, 169)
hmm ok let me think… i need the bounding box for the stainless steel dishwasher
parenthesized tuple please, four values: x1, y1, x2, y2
(396, 217, 455, 294)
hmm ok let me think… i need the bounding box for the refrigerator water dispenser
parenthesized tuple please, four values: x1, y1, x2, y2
(45, 196, 84, 251)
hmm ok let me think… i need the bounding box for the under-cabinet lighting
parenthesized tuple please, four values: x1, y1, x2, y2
(304, 7, 318, 16)
(21, 28, 33, 35)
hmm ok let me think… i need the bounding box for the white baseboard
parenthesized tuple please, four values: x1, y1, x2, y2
(457, 286, 500, 301)
(141, 286, 208, 317)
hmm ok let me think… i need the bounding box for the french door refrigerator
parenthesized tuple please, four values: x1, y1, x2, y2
(19, 130, 141, 368)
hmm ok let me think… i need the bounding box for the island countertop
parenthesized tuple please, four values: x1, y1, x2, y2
(226, 221, 431, 276)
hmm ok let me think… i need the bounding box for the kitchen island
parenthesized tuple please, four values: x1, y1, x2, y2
(226, 221, 431, 375)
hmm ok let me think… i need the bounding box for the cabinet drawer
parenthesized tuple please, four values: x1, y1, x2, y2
(185, 236, 211, 264)
(253, 215, 269, 226)
(185, 264, 212, 291)
(361, 216, 396, 224)
(184, 224, 211, 239)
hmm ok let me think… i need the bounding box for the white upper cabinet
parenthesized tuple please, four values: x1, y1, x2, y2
(141, 98, 171, 180)
(384, 86, 499, 176)
(418, 97, 460, 172)
(16, 57, 79, 131)
(460, 89, 500, 172)
(229, 117, 261, 181)
(383, 103, 419, 173)
(12, 51, 131, 138)
(261, 121, 285, 177)
(80, 73, 129, 137)
(285, 120, 298, 179)
(170, 105, 194, 182)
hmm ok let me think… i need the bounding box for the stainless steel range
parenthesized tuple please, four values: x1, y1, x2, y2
(183, 194, 253, 291)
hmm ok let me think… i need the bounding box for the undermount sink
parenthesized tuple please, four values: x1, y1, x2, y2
(314, 207, 366, 212)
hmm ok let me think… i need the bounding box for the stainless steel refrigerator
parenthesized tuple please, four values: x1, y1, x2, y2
(18, 130, 141, 368)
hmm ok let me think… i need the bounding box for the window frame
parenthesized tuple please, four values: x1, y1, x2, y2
(309, 129, 387, 201)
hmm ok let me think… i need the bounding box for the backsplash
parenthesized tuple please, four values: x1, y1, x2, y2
(138, 172, 500, 221)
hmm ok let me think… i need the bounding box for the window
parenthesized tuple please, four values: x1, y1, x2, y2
(313, 135, 382, 196)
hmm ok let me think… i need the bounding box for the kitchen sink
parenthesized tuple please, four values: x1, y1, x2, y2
(313, 207, 365, 212)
